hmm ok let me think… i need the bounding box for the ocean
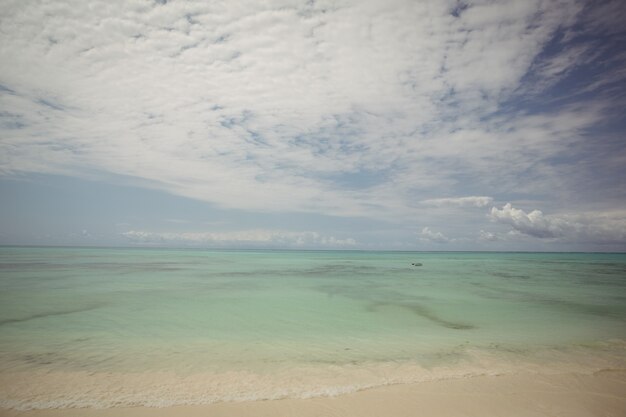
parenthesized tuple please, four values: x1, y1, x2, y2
(1, 247, 625, 409)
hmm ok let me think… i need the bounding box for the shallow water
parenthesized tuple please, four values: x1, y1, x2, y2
(1, 247, 625, 409)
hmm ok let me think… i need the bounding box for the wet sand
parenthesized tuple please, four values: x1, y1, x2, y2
(2, 370, 625, 417)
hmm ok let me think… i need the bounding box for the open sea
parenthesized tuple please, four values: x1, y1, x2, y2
(0, 247, 625, 410)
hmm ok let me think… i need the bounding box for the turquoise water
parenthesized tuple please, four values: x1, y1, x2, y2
(1, 247, 625, 409)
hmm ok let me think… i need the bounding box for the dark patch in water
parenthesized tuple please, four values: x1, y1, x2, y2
(0, 262, 67, 270)
(20, 352, 59, 366)
(368, 302, 475, 330)
(73, 337, 91, 342)
(216, 263, 389, 279)
(471, 282, 626, 320)
(491, 271, 531, 280)
(0, 305, 103, 327)
(191, 280, 266, 291)
(0, 261, 190, 273)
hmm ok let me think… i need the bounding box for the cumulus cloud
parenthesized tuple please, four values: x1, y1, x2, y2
(420, 227, 451, 243)
(421, 196, 493, 208)
(122, 230, 356, 248)
(489, 204, 626, 243)
(489, 203, 562, 238)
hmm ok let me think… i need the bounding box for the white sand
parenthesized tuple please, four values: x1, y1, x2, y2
(2, 370, 625, 417)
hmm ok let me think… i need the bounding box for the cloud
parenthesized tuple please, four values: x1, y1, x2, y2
(421, 196, 493, 208)
(0, 0, 624, 250)
(489, 203, 561, 238)
(420, 227, 451, 243)
(478, 230, 499, 242)
(489, 204, 626, 243)
(121, 230, 356, 248)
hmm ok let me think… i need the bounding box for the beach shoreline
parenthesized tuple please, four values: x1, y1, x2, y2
(2, 370, 625, 417)
(2, 249, 625, 416)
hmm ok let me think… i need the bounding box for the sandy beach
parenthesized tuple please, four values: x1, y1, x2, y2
(2, 370, 625, 417)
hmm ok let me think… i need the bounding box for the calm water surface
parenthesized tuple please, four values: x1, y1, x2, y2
(1, 247, 625, 408)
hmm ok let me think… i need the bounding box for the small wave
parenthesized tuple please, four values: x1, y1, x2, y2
(2, 343, 625, 411)
(0, 371, 502, 411)
(0, 368, 615, 411)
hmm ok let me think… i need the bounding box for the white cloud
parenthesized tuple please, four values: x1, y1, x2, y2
(420, 227, 451, 243)
(489, 204, 626, 243)
(0, 0, 613, 219)
(122, 229, 356, 248)
(489, 203, 562, 238)
(0, 0, 623, 251)
(421, 196, 493, 208)
(478, 230, 499, 242)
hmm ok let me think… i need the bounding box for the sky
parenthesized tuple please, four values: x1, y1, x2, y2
(0, 0, 625, 251)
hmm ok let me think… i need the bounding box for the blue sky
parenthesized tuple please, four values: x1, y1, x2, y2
(1, 0, 625, 251)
